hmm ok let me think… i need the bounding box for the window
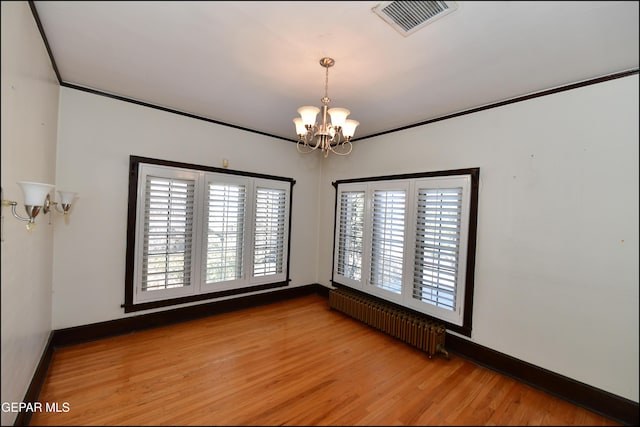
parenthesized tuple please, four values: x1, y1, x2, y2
(253, 186, 287, 277)
(142, 175, 195, 294)
(336, 189, 365, 282)
(412, 186, 463, 312)
(332, 169, 479, 336)
(125, 156, 294, 312)
(204, 181, 246, 285)
(370, 187, 407, 296)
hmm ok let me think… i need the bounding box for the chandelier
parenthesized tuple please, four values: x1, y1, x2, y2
(293, 57, 359, 157)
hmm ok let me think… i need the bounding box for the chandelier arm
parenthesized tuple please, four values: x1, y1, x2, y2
(297, 139, 318, 154)
(329, 130, 343, 146)
(310, 129, 323, 149)
(328, 140, 353, 156)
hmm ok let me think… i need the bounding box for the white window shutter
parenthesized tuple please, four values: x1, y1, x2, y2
(336, 190, 365, 281)
(253, 187, 287, 277)
(370, 189, 406, 294)
(413, 187, 463, 311)
(205, 182, 246, 284)
(142, 176, 195, 292)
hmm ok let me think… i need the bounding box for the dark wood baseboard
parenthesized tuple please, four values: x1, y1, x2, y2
(13, 332, 55, 427)
(52, 284, 325, 348)
(16, 284, 638, 426)
(445, 334, 638, 426)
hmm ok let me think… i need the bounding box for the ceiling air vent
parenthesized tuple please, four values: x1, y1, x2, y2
(372, 1, 458, 37)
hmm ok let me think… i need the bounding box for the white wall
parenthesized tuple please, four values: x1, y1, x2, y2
(1, 2, 60, 425)
(319, 75, 639, 402)
(52, 88, 322, 329)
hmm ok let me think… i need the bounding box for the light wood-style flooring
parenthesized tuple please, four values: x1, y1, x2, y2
(30, 294, 620, 426)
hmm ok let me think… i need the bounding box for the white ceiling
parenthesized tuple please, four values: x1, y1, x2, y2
(32, 1, 639, 141)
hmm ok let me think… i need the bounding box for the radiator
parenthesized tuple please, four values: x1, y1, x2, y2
(328, 287, 449, 359)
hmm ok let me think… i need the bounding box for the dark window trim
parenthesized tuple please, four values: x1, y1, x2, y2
(331, 167, 479, 336)
(124, 155, 295, 313)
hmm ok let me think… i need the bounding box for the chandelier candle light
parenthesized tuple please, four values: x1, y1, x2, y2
(294, 57, 359, 157)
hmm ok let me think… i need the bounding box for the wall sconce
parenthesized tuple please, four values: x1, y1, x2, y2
(53, 190, 77, 216)
(1, 182, 77, 233)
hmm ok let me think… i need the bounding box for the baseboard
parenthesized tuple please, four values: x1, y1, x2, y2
(14, 332, 55, 426)
(445, 334, 638, 425)
(16, 283, 637, 426)
(52, 283, 326, 348)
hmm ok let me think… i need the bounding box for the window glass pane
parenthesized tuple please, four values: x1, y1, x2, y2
(205, 182, 246, 284)
(253, 187, 286, 277)
(413, 187, 462, 311)
(142, 176, 194, 291)
(370, 190, 405, 294)
(337, 191, 365, 281)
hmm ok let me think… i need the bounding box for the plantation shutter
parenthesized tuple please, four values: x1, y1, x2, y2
(205, 182, 246, 284)
(336, 191, 365, 281)
(370, 189, 406, 294)
(413, 187, 462, 311)
(142, 176, 194, 292)
(253, 187, 286, 277)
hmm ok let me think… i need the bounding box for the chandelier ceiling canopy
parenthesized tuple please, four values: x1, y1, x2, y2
(293, 57, 359, 158)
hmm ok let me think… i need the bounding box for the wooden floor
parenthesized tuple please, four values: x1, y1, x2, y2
(30, 294, 620, 426)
